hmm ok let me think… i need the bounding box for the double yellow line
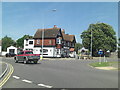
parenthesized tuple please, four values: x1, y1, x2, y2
(0, 62, 14, 88)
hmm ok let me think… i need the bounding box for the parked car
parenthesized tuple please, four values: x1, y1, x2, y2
(14, 50, 40, 64)
(6, 53, 16, 57)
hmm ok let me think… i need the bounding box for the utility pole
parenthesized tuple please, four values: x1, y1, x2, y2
(41, 9, 57, 60)
(91, 24, 93, 57)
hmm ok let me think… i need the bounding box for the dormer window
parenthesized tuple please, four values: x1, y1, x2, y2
(37, 39, 40, 44)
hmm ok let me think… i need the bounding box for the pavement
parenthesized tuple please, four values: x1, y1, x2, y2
(0, 57, 118, 88)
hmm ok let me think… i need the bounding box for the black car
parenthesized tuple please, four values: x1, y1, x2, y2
(6, 53, 16, 57)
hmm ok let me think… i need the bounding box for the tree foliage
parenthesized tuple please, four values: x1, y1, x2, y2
(118, 38, 120, 58)
(81, 23, 117, 56)
(2, 36, 16, 51)
(75, 43, 83, 54)
(16, 35, 33, 48)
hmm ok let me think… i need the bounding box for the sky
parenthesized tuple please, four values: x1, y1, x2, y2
(2, 2, 118, 43)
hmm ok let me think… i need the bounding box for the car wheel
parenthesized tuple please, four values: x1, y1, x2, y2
(34, 61, 37, 64)
(24, 57, 28, 64)
(24, 60, 28, 64)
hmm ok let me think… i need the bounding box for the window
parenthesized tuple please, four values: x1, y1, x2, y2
(72, 43, 74, 47)
(40, 49, 48, 53)
(49, 40, 52, 44)
(64, 41, 66, 45)
(29, 49, 33, 51)
(37, 39, 40, 44)
(59, 39, 61, 44)
(56, 38, 59, 44)
(68, 42, 70, 46)
(25, 51, 33, 54)
(56, 49, 61, 54)
(57, 49, 59, 54)
(56, 38, 61, 44)
(29, 41, 33, 44)
(18, 52, 24, 55)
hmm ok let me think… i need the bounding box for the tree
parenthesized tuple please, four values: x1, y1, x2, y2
(16, 35, 33, 48)
(118, 38, 120, 58)
(2, 36, 16, 51)
(81, 23, 117, 56)
(75, 43, 83, 54)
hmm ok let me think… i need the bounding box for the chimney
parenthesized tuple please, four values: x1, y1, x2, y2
(62, 29, 65, 34)
(54, 25, 57, 28)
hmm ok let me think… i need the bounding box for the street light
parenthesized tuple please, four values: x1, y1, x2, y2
(41, 9, 57, 60)
(90, 24, 93, 57)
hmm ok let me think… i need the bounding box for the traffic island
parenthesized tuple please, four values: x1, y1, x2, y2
(89, 62, 119, 70)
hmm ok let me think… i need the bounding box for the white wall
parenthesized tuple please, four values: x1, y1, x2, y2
(24, 39, 34, 50)
(1, 51, 7, 56)
(0, 46, 1, 54)
(7, 46, 17, 54)
(33, 47, 61, 57)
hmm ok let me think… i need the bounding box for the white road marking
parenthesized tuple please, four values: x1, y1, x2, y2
(13, 76, 20, 79)
(38, 84, 53, 88)
(22, 79, 33, 84)
(12, 75, 53, 88)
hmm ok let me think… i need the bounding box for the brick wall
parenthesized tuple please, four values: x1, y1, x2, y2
(34, 39, 56, 46)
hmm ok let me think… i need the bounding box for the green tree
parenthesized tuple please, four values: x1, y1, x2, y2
(2, 36, 16, 51)
(81, 23, 117, 56)
(118, 38, 120, 58)
(75, 43, 83, 54)
(16, 35, 33, 48)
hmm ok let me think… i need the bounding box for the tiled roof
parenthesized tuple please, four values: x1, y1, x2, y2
(62, 33, 75, 42)
(34, 27, 61, 39)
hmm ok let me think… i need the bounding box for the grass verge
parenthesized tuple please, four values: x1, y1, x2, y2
(89, 61, 119, 70)
(89, 62, 110, 67)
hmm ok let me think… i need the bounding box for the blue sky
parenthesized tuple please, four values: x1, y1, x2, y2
(2, 2, 118, 43)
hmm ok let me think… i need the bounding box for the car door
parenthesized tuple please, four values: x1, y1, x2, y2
(19, 51, 24, 61)
(17, 51, 24, 61)
(20, 51, 25, 61)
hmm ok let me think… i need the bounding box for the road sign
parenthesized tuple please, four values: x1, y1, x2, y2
(98, 51, 103, 55)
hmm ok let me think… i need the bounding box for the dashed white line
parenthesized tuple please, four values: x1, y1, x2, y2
(13, 76, 20, 79)
(38, 84, 53, 88)
(22, 79, 33, 84)
(12, 75, 53, 88)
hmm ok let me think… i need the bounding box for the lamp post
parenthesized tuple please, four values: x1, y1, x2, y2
(41, 25, 44, 60)
(90, 24, 93, 57)
(41, 9, 57, 60)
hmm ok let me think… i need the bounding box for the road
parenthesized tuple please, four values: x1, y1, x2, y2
(0, 62, 7, 75)
(1, 57, 118, 88)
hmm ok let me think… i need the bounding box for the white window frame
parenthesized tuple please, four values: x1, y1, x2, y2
(49, 40, 52, 44)
(37, 39, 40, 44)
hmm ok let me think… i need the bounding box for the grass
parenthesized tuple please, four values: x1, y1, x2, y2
(89, 60, 120, 70)
(90, 62, 111, 67)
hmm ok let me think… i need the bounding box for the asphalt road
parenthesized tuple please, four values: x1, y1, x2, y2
(0, 62, 7, 75)
(1, 57, 118, 88)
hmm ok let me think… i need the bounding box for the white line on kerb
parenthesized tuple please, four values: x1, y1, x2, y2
(38, 84, 53, 88)
(13, 76, 20, 79)
(22, 79, 32, 84)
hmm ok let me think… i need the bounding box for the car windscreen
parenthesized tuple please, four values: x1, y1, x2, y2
(25, 52, 33, 54)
